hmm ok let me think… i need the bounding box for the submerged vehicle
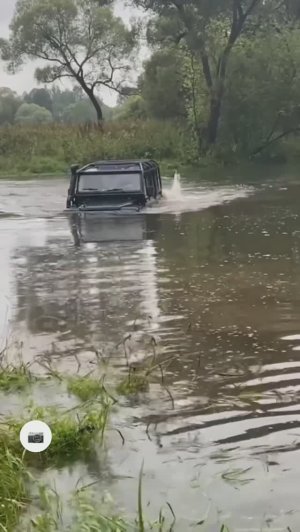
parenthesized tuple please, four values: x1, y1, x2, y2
(66, 159, 162, 212)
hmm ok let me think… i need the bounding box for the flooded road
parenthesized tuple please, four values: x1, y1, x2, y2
(1, 173, 300, 530)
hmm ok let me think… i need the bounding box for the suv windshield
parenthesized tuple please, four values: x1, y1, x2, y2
(78, 172, 141, 193)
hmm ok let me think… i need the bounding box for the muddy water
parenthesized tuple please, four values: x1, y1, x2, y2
(1, 173, 300, 530)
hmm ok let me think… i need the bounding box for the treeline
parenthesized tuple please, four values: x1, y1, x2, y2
(0, 87, 113, 126)
(2, 0, 300, 162)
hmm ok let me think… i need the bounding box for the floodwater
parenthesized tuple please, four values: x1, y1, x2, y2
(1, 170, 300, 530)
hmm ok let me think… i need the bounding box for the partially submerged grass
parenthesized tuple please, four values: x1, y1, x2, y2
(0, 449, 29, 531)
(0, 402, 112, 465)
(221, 467, 254, 486)
(0, 364, 34, 391)
(0, 351, 36, 392)
(116, 371, 149, 396)
(67, 374, 106, 402)
(71, 491, 129, 532)
(22, 465, 178, 532)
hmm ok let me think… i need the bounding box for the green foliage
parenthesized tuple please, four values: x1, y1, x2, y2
(134, 0, 283, 150)
(15, 103, 53, 125)
(3, 0, 137, 122)
(140, 47, 187, 121)
(0, 87, 21, 125)
(62, 98, 113, 124)
(0, 402, 111, 464)
(50, 86, 81, 122)
(116, 373, 149, 396)
(113, 95, 148, 121)
(67, 375, 105, 401)
(70, 491, 128, 532)
(221, 28, 300, 155)
(24, 88, 53, 112)
(0, 449, 29, 531)
(0, 363, 34, 391)
(0, 121, 189, 177)
(3, 0, 300, 159)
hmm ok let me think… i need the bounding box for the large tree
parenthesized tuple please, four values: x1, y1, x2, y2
(133, 0, 269, 150)
(1, 0, 137, 123)
(140, 47, 187, 121)
(15, 102, 53, 124)
(0, 87, 21, 125)
(24, 87, 53, 112)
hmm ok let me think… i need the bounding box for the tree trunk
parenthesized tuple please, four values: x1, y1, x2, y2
(88, 89, 103, 124)
(78, 80, 103, 125)
(206, 92, 222, 146)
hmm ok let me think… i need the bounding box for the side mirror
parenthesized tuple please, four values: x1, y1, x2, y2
(70, 164, 79, 177)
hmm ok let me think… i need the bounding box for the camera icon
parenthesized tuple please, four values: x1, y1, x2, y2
(20, 420, 52, 453)
(28, 432, 44, 444)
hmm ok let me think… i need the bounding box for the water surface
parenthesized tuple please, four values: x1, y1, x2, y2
(1, 171, 300, 530)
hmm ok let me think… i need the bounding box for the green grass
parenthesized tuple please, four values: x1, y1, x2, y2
(0, 402, 112, 465)
(0, 364, 35, 392)
(0, 449, 30, 531)
(70, 491, 129, 532)
(116, 373, 149, 396)
(67, 375, 106, 402)
(0, 121, 191, 179)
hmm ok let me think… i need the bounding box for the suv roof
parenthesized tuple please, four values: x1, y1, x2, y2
(77, 160, 159, 174)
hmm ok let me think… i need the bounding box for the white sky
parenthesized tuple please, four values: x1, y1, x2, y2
(0, 0, 144, 106)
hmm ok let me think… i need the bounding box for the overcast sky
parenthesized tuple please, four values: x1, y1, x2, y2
(0, 0, 140, 106)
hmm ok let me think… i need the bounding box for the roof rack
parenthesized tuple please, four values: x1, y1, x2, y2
(79, 159, 159, 174)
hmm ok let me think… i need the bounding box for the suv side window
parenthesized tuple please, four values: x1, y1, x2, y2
(145, 173, 155, 198)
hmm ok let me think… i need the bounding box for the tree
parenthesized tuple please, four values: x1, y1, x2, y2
(284, 0, 300, 20)
(133, 0, 266, 151)
(50, 87, 81, 121)
(62, 97, 112, 123)
(2, 0, 138, 124)
(221, 27, 300, 155)
(24, 88, 53, 112)
(113, 95, 148, 121)
(15, 102, 53, 124)
(0, 87, 21, 125)
(140, 48, 187, 121)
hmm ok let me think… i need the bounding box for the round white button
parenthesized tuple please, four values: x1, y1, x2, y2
(19, 420, 52, 452)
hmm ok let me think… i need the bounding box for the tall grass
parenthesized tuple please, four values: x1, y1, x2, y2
(0, 449, 29, 530)
(0, 121, 194, 177)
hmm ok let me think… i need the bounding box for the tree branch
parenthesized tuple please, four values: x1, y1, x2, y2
(244, 0, 261, 18)
(236, 0, 244, 21)
(251, 127, 300, 156)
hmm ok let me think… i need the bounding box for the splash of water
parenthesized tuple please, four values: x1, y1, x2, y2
(148, 171, 252, 215)
(164, 171, 183, 200)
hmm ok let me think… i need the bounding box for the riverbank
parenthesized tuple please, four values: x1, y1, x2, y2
(1, 121, 300, 182)
(0, 121, 193, 180)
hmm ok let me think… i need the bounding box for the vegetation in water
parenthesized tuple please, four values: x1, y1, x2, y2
(0, 449, 29, 531)
(0, 352, 282, 530)
(67, 374, 107, 402)
(116, 371, 149, 396)
(0, 402, 111, 467)
(0, 362, 35, 391)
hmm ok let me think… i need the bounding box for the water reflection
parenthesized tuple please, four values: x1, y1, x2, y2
(69, 212, 147, 245)
(10, 214, 164, 369)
